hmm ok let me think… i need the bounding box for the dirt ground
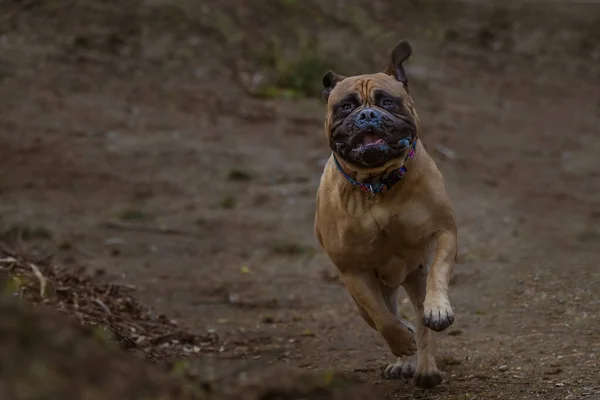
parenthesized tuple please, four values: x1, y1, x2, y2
(0, 254, 386, 400)
(1, 1, 599, 399)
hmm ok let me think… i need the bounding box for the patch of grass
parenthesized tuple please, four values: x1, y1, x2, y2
(0, 63, 11, 83)
(209, 10, 244, 44)
(3, 224, 53, 241)
(275, 41, 332, 97)
(92, 326, 114, 344)
(254, 35, 335, 99)
(25, 226, 53, 240)
(117, 209, 150, 222)
(252, 86, 303, 100)
(271, 241, 315, 256)
(440, 356, 462, 366)
(218, 195, 236, 210)
(577, 227, 600, 242)
(3, 274, 29, 296)
(170, 359, 192, 377)
(348, 6, 385, 40)
(227, 168, 253, 182)
(302, 329, 316, 337)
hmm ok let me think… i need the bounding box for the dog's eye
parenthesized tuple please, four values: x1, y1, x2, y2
(341, 103, 353, 112)
(382, 99, 394, 107)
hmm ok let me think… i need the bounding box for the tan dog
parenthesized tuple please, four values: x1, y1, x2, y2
(314, 40, 457, 389)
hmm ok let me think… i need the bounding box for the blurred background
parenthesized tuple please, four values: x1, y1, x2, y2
(0, 0, 599, 399)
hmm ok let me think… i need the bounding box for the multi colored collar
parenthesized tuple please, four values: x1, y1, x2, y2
(333, 139, 417, 195)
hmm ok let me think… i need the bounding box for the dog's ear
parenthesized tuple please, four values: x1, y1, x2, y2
(322, 70, 346, 103)
(384, 40, 412, 86)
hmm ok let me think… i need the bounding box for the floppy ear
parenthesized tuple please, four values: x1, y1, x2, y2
(322, 70, 346, 103)
(384, 40, 413, 86)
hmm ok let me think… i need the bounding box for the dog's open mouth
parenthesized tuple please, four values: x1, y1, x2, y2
(362, 134, 386, 147)
(348, 134, 390, 166)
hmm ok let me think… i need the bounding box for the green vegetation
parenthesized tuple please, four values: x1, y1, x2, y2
(117, 209, 151, 221)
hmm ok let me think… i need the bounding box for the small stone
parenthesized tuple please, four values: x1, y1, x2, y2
(104, 237, 124, 246)
(448, 329, 463, 336)
(228, 293, 240, 303)
(105, 131, 119, 140)
(498, 365, 509, 372)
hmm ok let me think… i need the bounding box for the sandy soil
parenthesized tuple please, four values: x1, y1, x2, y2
(1, 1, 599, 399)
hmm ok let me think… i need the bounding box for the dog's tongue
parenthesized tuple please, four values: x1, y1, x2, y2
(363, 134, 385, 146)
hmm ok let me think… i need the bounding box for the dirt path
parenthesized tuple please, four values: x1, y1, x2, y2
(1, 1, 599, 399)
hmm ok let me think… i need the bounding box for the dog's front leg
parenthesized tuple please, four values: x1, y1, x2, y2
(341, 272, 416, 357)
(423, 229, 457, 332)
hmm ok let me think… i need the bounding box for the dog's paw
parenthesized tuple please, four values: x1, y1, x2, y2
(388, 333, 417, 357)
(379, 321, 417, 357)
(414, 370, 444, 389)
(383, 357, 416, 380)
(423, 299, 454, 332)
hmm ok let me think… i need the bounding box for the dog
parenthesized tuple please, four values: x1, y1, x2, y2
(314, 40, 457, 389)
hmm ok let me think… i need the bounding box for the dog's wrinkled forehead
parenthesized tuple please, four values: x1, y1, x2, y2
(327, 73, 410, 110)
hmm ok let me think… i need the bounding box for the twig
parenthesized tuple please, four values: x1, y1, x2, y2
(540, 353, 585, 361)
(557, 353, 584, 359)
(109, 323, 161, 363)
(149, 331, 198, 346)
(28, 262, 47, 299)
(109, 323, 142, 350)
(515, 332, 544, 340)
(94, 298, 112, 316)
(111, 282, 137, 291)
(75, 246, 97, 258)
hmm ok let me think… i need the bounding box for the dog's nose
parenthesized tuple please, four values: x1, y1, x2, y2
(357, 108, 381, 123)
(356, 108, 382, 129)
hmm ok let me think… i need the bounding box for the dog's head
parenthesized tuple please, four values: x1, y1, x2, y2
(322, 40, 419, 171)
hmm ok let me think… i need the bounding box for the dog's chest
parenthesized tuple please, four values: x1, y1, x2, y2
(321, 201, 430, 276)
(357, 201, 430, 248)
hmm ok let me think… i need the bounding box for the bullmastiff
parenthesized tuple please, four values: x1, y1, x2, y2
(314, 40, 457, 389)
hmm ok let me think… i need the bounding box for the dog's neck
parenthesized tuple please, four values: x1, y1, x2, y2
(333, 139, 418, 195)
